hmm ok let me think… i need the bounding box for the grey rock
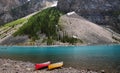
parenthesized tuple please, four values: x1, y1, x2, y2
(0, 0, 57, 25)
(57, 0, 120, 33)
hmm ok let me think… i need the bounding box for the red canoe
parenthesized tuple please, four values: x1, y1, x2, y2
(35, 61, 51, 70)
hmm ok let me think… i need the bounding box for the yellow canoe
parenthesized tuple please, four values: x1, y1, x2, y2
(48, 62, 63, 70)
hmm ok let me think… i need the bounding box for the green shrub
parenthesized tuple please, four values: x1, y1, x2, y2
(42, 38, 47, 43)
(47, 37, 54, 45)
(61, 35, 82, 45)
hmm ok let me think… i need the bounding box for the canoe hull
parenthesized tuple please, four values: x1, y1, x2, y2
(35, 61, 51, 70)
(48, 62, 63, 70)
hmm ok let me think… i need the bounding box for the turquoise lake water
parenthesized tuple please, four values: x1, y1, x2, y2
(0, 45, 120, 72)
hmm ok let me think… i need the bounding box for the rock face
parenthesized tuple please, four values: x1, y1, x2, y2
(0, 0, 21, 13)
(0, 0, 57, 25)
(57, 0, 120, 33)
(0, 0, 23, 25)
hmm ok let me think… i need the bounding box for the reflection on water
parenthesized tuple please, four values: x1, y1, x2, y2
(0, 45, 120, 72)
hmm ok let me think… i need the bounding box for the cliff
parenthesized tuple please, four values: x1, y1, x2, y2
(57, 0, 120, 33)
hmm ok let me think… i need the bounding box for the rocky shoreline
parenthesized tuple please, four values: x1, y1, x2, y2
(0, 59, 106, 73)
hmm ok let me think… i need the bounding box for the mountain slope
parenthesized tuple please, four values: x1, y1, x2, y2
(0, 17, 27, 44)
(59, 13, 118, 44)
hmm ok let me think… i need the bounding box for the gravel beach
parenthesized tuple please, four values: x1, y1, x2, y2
(0, 59, 106, 73)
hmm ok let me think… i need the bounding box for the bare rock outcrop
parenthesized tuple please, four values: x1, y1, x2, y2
(57, 0, 120, 23)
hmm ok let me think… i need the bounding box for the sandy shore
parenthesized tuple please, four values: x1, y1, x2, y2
(0, 59, 106, 73)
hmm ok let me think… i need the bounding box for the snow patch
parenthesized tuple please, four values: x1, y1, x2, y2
(72, 35, 77, 39)
(67, 11, 76, 16)
(27, 0, 30, 2)
(51, 1, 58, 7)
